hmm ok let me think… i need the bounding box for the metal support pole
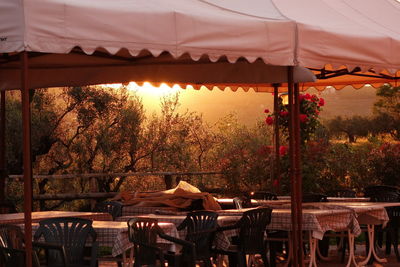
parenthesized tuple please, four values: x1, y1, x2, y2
(272, 83, 281, 194)
(294, 83, 304, 266)
(288, 66, 303, 267)
(21, 51, 33, 267)
(0, 90, 5, 201)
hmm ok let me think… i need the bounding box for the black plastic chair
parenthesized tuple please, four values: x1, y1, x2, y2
(127, 218, 195, 267)
(33, 217, 98, 267)
(368, 190, 400, 261)
(93, 201, 124, 266)
(364, 185, 400, 198)
(251, 192, 278, 200)
(0, 202, 17, 214)
(326, 189, 356, 198)
(177, 210, 218, 267)
(93, 201, 123, 220)
(215, 207, 272, 267)
(302, 193, 328, 203)
(233, 197, 253, 210)
(0, 224, 40, 267)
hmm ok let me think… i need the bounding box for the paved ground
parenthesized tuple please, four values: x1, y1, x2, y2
(98, 245, 400, 266)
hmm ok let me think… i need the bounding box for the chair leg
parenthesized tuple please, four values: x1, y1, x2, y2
(392, 227, 400, 262)
(269, 242, 277, 267)
(228, 254, 238, 267)
(376, 225, 383, 249)
(386, 229, 392, 255)
(340, 236, 347, 263)
(205, 258, 213, 267)
(261, 251, 270, 267)
(238, 253, 246, 267)
(318, 236, 330, 258)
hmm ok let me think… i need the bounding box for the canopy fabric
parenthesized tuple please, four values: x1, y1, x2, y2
(1, 0, 400, 91)
(274, 0, 400, 74)
(0, 51, 315, 91)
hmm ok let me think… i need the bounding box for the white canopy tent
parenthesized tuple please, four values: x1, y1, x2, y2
(1, 0, 400, 266)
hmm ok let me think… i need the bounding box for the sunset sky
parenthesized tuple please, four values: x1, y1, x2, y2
(125, 83, 378, 126)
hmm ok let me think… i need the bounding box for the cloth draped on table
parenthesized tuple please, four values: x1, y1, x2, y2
(118, 181, 221, 211)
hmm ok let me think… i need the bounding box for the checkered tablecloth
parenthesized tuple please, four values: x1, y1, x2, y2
(317, 202, 389, 226)
(217, 207, 361, 240)
(1, 211, 112, 224)
(121, 205, 178, 216)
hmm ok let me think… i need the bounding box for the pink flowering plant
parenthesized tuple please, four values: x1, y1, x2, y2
(265, 93, 324, 143)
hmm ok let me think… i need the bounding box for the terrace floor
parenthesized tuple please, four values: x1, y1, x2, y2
(98, 244, 400, 266)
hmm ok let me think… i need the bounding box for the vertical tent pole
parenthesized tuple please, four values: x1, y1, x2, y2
(21, 51, 33, 267)
(288, 66, 303, 267)
(294, 83, 304, 266)
(0, 90, 5, 201)
(272, 83, 281, 194)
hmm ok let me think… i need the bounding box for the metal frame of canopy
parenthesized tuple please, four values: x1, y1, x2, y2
(1, 53, 400, 267)
(0, 51, 309, 267)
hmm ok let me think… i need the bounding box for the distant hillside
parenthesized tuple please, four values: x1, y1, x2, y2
(317, 85, 377, 120)
(142, 85, 378, 126)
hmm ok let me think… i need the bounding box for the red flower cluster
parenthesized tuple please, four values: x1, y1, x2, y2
(264, 93, 324, 142)
(265, 116, 274, 125)
(279, 145, 288, 156)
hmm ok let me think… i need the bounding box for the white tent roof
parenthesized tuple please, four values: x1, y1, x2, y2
(0, 0, 399, 90)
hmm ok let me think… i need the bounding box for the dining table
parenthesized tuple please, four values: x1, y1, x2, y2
(0, 210, 113, 224)
(266, 201, 393, 267)
(276, 196, 370, 202)
(218, 207, 361, 267)
(121, 205, 179, 216)
(314, 201, 397, 266)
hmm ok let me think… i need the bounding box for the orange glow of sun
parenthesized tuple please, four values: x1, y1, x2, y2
(127, 82, 182, 97)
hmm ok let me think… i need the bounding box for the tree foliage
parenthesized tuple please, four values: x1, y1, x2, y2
(373, 84, 400, 140)
(326, 115, 371, 143)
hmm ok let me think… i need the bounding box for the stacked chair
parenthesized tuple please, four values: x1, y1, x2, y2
(93, 200, 123, 220)
(0, 202, 17, 214)
(327, 189, 356, 198)
(251, 191, 278, 200)
(302, 193, 328, 203)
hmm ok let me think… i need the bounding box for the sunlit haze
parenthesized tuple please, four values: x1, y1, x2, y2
(104, 83, 378, 126)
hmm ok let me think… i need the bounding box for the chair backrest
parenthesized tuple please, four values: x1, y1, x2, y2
(236, 208, 273, 254)
(369, 190, 400, 202)
(177, 210, 218, 261)
(368, 190, 400, 226)
(127, 218, 164, 266)
(251, 191, 278, 200)
(233, 197, 243, 210)
(0, 224, 40, 267)
(327, 189, 356, 198)
(0, 202, 17, 214)
(93, 201, 123, 220)
(0, 224, 25, 267)
(302, 193, 328, 203)
(364, 185, 400, 198)
(233, 197, 253, 210)
(33, 217, 97, 266)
